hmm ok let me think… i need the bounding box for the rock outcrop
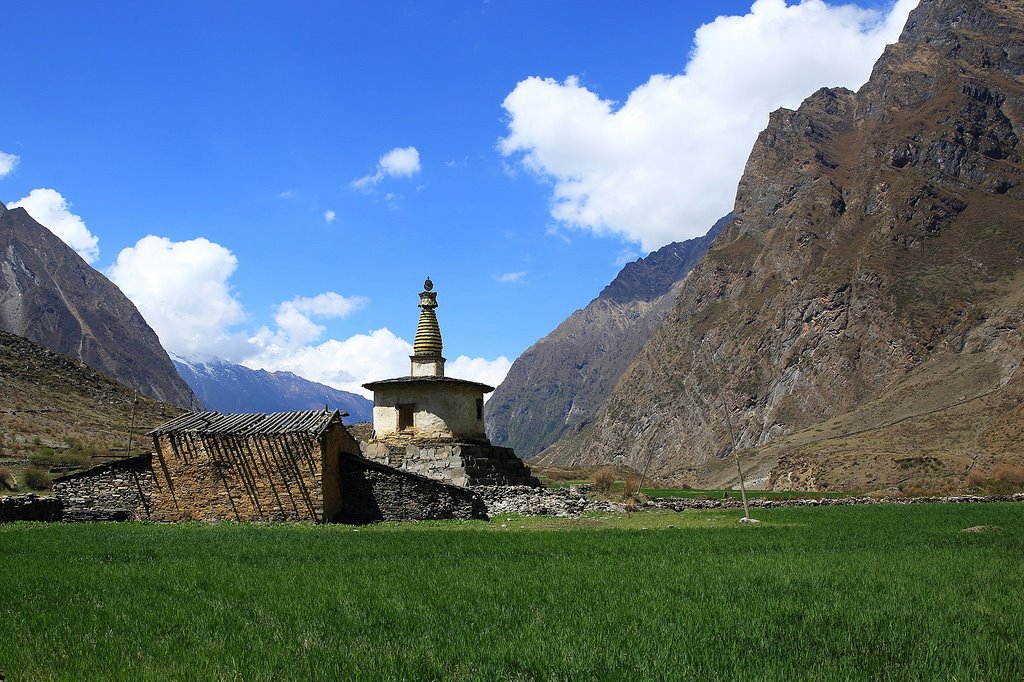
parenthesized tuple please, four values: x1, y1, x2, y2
(0, 202, 196, 407)
(537, 0, 1024, 492)
(486, 216, 728, 458)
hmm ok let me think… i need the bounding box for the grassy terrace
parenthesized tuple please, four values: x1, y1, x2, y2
(2, 504, 1022, 680)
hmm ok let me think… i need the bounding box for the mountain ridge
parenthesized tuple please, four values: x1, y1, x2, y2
(173, 356, 373, 423)
(486, 215, 728, 458)
(0, 201, 196, 407)
(534, 0, 1024, 493)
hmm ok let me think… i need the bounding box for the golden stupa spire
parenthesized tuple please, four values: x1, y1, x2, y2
(410, 277, 445, 376)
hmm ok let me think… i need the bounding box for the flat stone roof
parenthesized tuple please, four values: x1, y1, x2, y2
(362, 376, 495, 393)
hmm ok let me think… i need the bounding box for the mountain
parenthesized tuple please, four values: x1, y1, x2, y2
(535, 0, 1024, 494)
(0, 201, 196, 407)
(173, 357, 373, 423)
(486, 216, 728, 458)
(0, 329, 182, 459)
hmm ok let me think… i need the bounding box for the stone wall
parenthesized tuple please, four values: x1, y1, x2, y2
(336, 453, 487, 524)
(360, 440, 541, 487)
(54, 454, 155, 521)
(0, 494, 62, 522)
(149, 430, 337, 522)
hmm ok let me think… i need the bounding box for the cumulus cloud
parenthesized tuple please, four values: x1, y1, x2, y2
(107, 231, 506, 399)
(351, 146, 422, 190)
(9, 188, 100, 263)
(494, 271, 527, 283)
(500, 0, 917, 251)
(324, 209, 336, 223)
(252, 292, 368, 350)
(0, 151, 18, 177)
(107, 235, 248, 360)
(448, 355, 514, 396)
(244, 327, 413, 398)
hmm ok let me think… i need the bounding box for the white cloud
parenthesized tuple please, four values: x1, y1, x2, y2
(244, 329, 512, 400)
(252, 292, 368, 350)
(106, 231, 503, 400)
(324, 209, 336, 223)
(278, 190, 297, 199)
(107, 235, 249, 360)
(8, 188, 100, 263)
(448, 355, 514, 396)
(0, 151, 19, 177)
(495, 271, 527, 283)
(352, 146, 422, 190)
(244, 327, 413, 398)
(500, 0, 917, 251)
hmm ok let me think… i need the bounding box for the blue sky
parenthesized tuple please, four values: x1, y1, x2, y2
(1, 0, 915, 396)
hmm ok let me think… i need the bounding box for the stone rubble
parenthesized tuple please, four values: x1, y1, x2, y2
(473, 485, 625, 517)
(643, 493, 1024, 512)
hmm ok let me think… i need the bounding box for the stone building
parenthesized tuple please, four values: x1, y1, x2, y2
(147, 409, 352, 522)
(361, 278, 540, 487)
(50, 408, 486, 524)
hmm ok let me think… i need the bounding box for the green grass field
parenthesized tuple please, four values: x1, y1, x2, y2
(2, 504, 1022, 680)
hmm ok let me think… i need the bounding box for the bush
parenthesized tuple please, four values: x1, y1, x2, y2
(29, 448, 90, 469)
(992, 463, 1024, 487)
(23, 467, 52, 491)
(0, 467, 15, 491)
(591, 467, 615, 494)
(622, 475, 642, 497)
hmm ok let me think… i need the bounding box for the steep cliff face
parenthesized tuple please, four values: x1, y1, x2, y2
(173, 357, 372, 423)
(537, 0, 1024, 491)
(486, 217, 728, 457)
(0, 202, 196, 407)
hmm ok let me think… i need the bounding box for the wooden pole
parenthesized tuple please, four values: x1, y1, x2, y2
(694, 339, 752, 522)
(125, 388, 139, 458)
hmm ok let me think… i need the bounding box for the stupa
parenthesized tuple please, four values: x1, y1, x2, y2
(361, 278, 540, 487)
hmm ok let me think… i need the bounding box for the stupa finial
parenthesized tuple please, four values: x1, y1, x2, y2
(412, 278, 443, 375)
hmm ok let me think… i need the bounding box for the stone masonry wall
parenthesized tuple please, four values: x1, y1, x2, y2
(0, 494, 63, 522)
(54, 454, 155, 521)
(336, 453, 487, 524)
(150, 432, 328, 522)
(360, 440, 541, 487)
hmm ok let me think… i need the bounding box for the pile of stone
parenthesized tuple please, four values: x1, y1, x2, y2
(643, 492, 1024, 512)
(474, 485, 624, 517)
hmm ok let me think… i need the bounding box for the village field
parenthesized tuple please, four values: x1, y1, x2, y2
(2, 503, 1022, 681)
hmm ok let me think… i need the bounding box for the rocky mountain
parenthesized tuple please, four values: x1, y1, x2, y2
(0, 201, 196, 407)
(0, 329, 182, 459)
(486, 216, 728, 457)
(173, 357, 373, 423)
(536, 0, 1024, 493)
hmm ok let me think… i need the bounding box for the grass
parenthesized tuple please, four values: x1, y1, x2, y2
(2, 503, 1023, 680)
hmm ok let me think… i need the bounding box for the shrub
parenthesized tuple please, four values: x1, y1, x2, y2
(23, 467, 52, 491)
(591, 467, 615, 494)
(992, 463, 1024, 487)
(622, 475, 642, 497)
(29, 448, 90, 469)
(29, 447, 57, 465)
(0, 467, 15, 491)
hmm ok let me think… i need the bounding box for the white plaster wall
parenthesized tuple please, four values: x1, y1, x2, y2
(372, 383, 486, 440)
